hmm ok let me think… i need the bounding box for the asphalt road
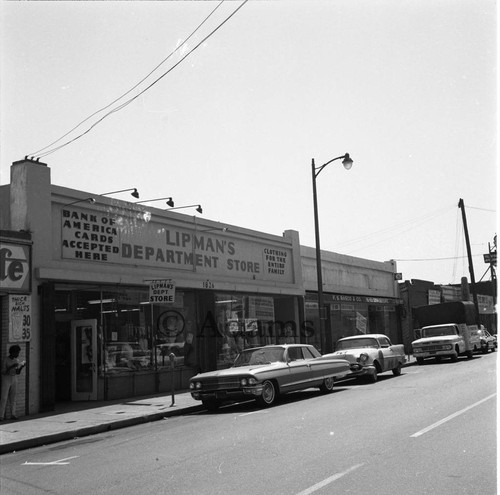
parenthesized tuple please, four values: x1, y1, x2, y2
(1, 353, 497, 495)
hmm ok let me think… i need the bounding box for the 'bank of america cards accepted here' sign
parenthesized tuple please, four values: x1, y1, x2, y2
(149, 279, 175, 303)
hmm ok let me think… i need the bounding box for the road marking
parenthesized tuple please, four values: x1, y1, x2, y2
(238, 410, 269, 417)
(23, 456, 79, 466)
(411, 393, 497, 438)
(294, 463, 364, 495)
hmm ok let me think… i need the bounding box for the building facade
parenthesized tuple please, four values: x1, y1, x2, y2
(0, 159, 402, 416)
(301, 246, 402, 353)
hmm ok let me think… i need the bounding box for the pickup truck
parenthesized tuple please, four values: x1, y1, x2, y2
(411, 323, 480, 364)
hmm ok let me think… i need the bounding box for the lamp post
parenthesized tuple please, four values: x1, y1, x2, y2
(312, 153, 353, 353)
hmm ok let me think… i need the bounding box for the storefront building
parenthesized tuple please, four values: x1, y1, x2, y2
(0, 159, 304, 413)
(1, 159, 403, 415)
(301, 246, 402, 353)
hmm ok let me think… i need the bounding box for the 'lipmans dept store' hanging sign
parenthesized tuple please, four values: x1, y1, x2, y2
(149, 279, 176, 304)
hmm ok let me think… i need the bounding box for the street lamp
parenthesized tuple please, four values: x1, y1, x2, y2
(63, 197, 95, 207)
(312, 153, 353, 353)
(167, 204, 203, 214)
(100, 188, 140, 199)
(135, 197, 175, 207)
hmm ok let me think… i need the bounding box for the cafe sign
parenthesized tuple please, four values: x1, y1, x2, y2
(0, 242, 31, 292)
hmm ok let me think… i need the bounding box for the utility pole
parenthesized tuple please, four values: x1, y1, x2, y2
(488, 236, 497, 306)
(458, 198, 481, 326)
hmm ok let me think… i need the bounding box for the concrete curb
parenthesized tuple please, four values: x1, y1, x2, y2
(0, 404, 204, 455)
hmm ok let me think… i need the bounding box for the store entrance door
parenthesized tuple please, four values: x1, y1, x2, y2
(71, 319, 98, 400)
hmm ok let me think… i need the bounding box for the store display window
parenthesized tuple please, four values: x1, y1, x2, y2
(98, 288, 153, 373)
(214, 293, 297, 369)
(153, 294, 197, 370)
(334, 302, 369, 341)
(54, 284, 198, 378)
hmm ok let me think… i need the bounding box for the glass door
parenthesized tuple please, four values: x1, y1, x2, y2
(71, 319, 98, 400)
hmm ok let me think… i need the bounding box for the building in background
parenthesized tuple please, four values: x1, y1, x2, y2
(399, 278, 496, 352)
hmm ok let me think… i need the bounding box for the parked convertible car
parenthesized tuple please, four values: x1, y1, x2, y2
(326, 334, 406, 383)
(189, 344, 350, 410)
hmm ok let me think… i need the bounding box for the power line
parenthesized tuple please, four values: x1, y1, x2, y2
(30, 0, 249, 159)
(338, 205, 455, 252)
(394, 254, 483, 262)
(29, 0, 226, 158)
(466, 205, 496, 212)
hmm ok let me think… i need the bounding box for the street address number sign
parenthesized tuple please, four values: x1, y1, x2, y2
(149, 279, 176, 304)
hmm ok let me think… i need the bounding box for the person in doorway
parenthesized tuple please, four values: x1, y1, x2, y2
(0, 345, 25, 421)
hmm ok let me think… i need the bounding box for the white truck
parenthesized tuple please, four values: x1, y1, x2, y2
(411, 301, 482, 365)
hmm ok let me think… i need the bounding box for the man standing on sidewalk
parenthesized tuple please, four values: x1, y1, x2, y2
(0, 345, 25, 421)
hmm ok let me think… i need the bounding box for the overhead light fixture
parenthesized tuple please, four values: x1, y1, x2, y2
(63, 197, 95, 207)
(167, 204, 203, 214)
(100, 188, 140, 199)
(88, 298, 116, 305)
(199, 225, 228, 233)
(135, 196, 174, 207)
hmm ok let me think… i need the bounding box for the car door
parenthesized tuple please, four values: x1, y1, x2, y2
(378, 336, 396, 371)
(283, 347, 313, 391)
(302, 346, 331, 383)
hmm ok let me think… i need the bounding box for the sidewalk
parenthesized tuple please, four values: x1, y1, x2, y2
(0, 390, 203, 455)
(0, 355, 417, 455)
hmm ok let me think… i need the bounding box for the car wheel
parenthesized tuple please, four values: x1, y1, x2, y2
(257, 380, 277, 407)
(392, 363, 402, 376)
(416, 357, 424, 365)
(319, 376, 335, 393)
(202, 399, 221, 411)
(491, 346, 496, 353)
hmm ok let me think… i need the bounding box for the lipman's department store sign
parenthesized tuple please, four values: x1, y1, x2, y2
(61, 208, 293, 282)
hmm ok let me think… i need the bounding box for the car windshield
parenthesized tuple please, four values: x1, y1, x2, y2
(336, 338, 379, 350)
(422, 326, 456, 337)
(233, 347, 285, 367)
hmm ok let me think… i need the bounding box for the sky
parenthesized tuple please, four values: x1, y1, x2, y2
(0, 0, 497, 286)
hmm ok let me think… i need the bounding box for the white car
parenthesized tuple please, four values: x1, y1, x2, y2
(325, 334, 406, 382)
